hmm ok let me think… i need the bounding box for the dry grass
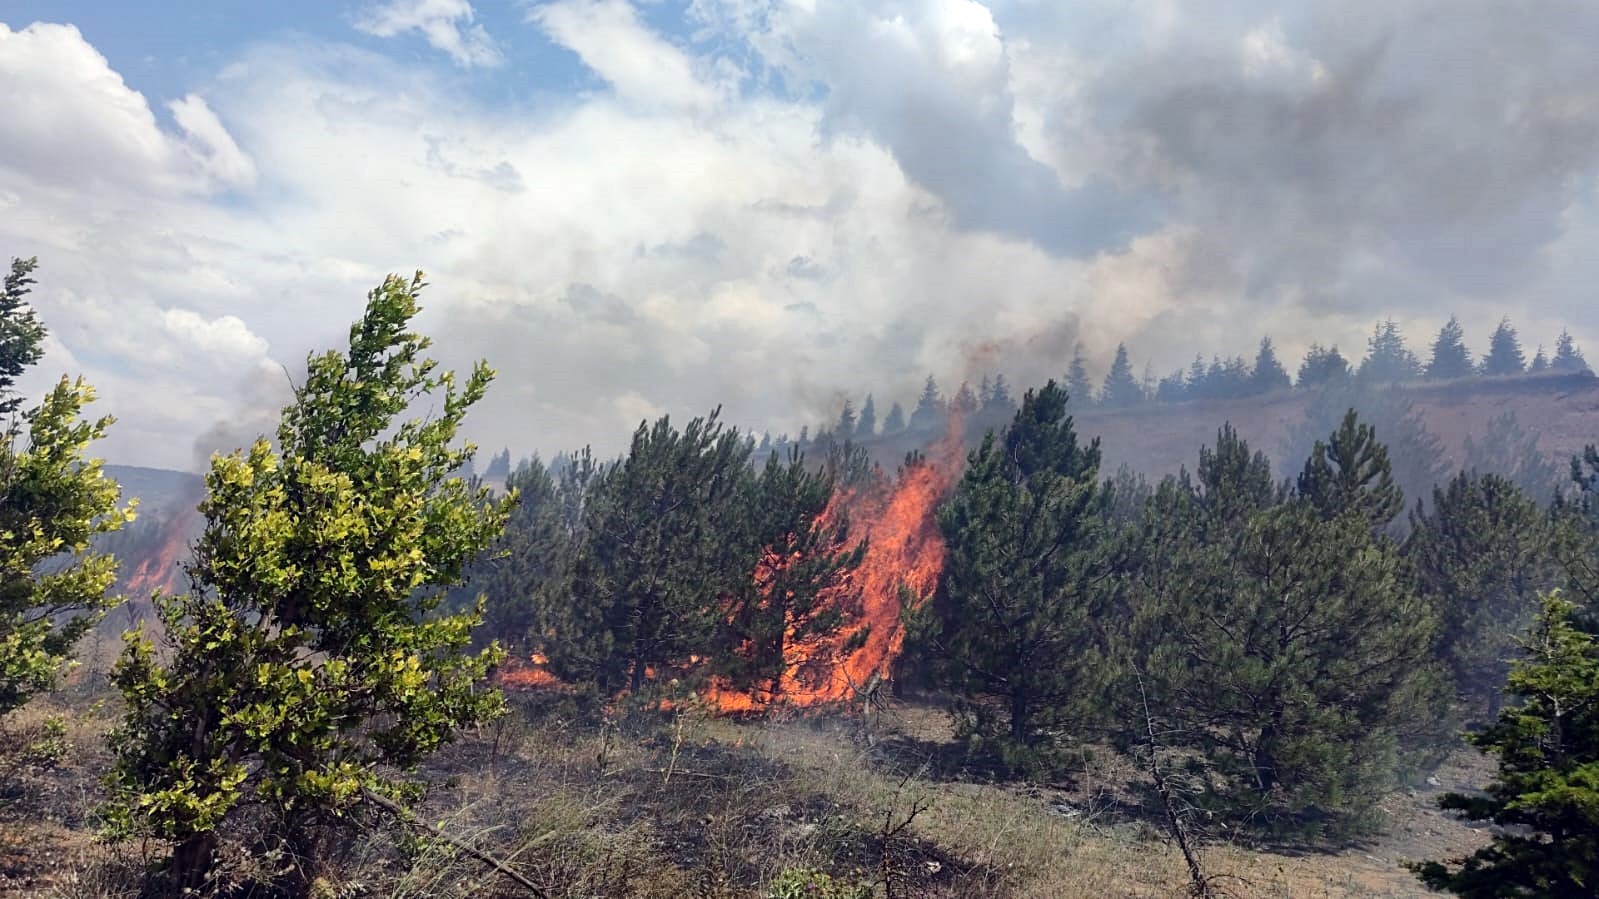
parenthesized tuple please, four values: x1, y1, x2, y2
(0, 688, 1489, 898)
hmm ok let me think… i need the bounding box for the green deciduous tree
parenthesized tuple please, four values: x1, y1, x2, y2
(0, 258, 132, 714)
(104, 273, 513, 891)
(921, 381, 1112, 767)
(1412, 593, 1599, 897)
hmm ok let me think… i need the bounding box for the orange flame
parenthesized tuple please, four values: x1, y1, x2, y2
(497, 652, 563, 691)
(121, 511, 195, 598)
(705, 419, 964, 713)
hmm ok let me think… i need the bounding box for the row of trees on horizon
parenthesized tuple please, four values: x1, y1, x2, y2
(773, 315, 1592, 455)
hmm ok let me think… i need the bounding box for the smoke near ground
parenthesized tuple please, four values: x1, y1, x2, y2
(2, 2, 1598, 467)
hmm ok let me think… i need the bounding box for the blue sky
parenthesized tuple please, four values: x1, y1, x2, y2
(3, 1, 1598, 469)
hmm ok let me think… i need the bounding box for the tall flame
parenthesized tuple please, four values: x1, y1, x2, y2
(706, 420, 964, 713)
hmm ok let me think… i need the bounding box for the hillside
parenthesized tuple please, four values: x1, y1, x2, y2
(1077, 371, 1599, 478)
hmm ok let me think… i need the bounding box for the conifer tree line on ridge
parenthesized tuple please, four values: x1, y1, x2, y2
(1, 258, 1597, 895)
(772, 315, 1590, 457)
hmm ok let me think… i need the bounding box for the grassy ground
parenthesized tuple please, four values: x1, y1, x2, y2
(0, 687, 1488, 898)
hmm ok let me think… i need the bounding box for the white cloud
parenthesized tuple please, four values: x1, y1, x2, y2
(356, 0, 503, 68)
(170, 94, 258, 188)
(4, 3, 1599, 472)
(160, 309, 270, 363)
(531, 0, 729, 113)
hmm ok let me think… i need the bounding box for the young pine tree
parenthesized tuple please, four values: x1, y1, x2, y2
(882, 401, 906, 435)
(555, 409, 756, 695)
(104, 273, 514, 890)
(1552, 329, 1589, 374)
(1426, 315, 1475, 380)
(1066, 346, 1095, 406)
(1406, 472, 1552, 720)
(1412, 593, 1599, 897)
(1130, 428, 1446, 835)
(1100, 343, 1143, 407)
(1360, 320, 1422, 383)
(1296, 409, 1405, 528)
(856, 394, 876, 437)
(1249, 336, 1292, 395)
(0, 258, 133, 714)
(716, 448, 864, 699)
(1482, 317, 1527, 376)
(920, 382, 1112, 768)
(1296, 343, 1350, 388)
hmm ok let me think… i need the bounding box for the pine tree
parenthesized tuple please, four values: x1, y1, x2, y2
(105, 273, 514, 890)
(1462, 411, 1563, 505)
(856, 394, 876, 437)
(1249, 336, 1292, 395)
(557, 409, 756, 695)
(1406, 473, 1552, 720)
(1552, 329, 1589, 373)
(484, 447, 512, 485)
(1131, 429, 1446, 834)
(1066, 346, 1094, 406)
(1297, 409, 1405, 528)
(909, 376, 945, 433)
(1101, 343, 1143, 407)
(1282, 381, 1448, 519)
(882, 401, 906, 434)
(837, 399, 857, 435)
(470, 452, 602, 654)
(1482, 316, 1527, 376)
(716, 448, 864, 698)
(1426, 315, 1475, 380)
(1529, 345, 1549, 374)
(0, 259, 131, 714)
(949, 381, 978, 418)
(985, 373, 1013, 412)
(1296, 343, 1351, 388)
(921, 382, 1111, 768)
(0, 258, 47, 416)
(1412, 593, 1599, 897)
(1359, 319, 1422, 383)
(1155, 370, 1186, 403)
(1185, 354, 1208, 396)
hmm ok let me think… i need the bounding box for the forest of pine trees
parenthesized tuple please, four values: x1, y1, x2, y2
(4, 260, 1599, 895)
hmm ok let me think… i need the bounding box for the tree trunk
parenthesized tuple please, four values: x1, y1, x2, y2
(167, 832, 218, 896)
(1010, 693, 1030, 746)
